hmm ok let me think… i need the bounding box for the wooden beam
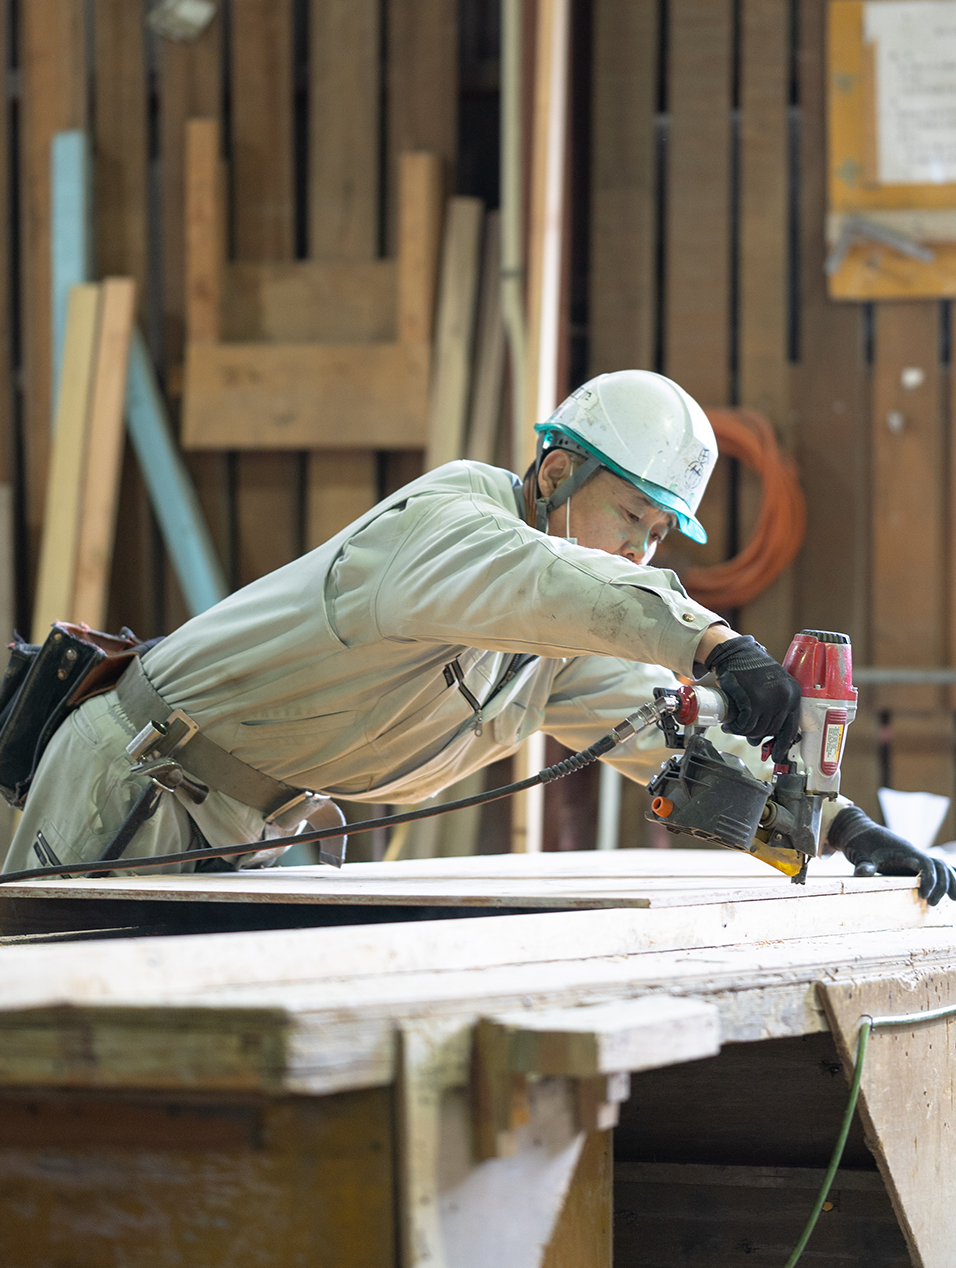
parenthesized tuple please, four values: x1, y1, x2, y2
(872, 303, 946, 713)
(397, 151, 444, 345)
(737, 0, 792, 657)
(387, 0, 458, 251)
(589, 0, 658, 375)
(158, 12, 228, 629)
(305, 451, 379, 549)
(819, 970, 956, 1268)
(73, 279, 137, 629)
(184, 118, 224, 345)
(182, 341, 430, 449)
(466, 212, 506, 465)
(309, 0, 381, 260)
(665, 0, 733, 404)
(223, 260, 397, 343)
(230, 0, 300, 586)
(425, 197, 485, 470)
(32, 285, 101, 641)
(19, 0, 87, 550)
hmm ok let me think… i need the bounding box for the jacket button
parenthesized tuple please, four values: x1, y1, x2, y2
(682, 613, 696, 622)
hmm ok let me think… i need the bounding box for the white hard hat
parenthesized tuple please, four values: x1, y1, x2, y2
(534, 370, 717, 543)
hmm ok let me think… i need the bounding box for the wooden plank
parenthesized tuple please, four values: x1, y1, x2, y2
(159, 15, 223, 365)
(72, 278, 137, 629)
(820, 969, 956, 1268)
(588, 0, 658, 375)
(229, 0, 295, 262)
(487, 996, 720, 1077)
(184, 117, 224, 345)
(223, 260, 397, 342)
(51, 131, 93, 409)
(398, 151, 444, 346)
(426, 197, 485, 470)
(614, 1161, 910, 1267)
(0, 1087, 395, 1267)
(19, 0, 87, 557)
(542, 1130, 612, 1268)
(93, 0, 154, 639)
(32, 285, 101, 641)
(158, 13, 227, 630)
(309, 0, 381, 260)
(93, 0, 148, 297)
(125, 331, 229, 615)
(182, 341, 430, 449)
(387, 0, 458, 251)
(792, 0, 869, 649)
(737, 0, 792, 657)
(665, 0, 733, 404)
(872, 303, 946, 714)
(466, 212, 506, 464)
(306, 0, 382, 572)
(230, 0, 300, 586)
(305, 451, 377, 549)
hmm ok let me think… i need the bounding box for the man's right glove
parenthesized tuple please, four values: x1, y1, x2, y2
(828, 805, 956, 906)
(704, 634, 801, 763)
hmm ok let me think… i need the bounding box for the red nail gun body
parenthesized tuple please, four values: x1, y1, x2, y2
(645, 631, 858, 882)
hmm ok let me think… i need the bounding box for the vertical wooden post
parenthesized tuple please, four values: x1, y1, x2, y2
(159, 12, 230, 624)
(306, 0, 382, 550)
(737, 0, 793, 657)
(184, 119, 224, 347)
(872, 302, 953, 837)
(73, 278, 137, 629)
(19, 0, 87, 557)
(589, 0, 658, 376)
(793, 0, 874, 815)
(387, 0, 458, 251)
(665, 0, 733, 405)
(230, 0, 300, 586)
(513, 0, 572, 856)
(92, 0, 157, 637)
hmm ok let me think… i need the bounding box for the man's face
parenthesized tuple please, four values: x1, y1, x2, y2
(539, 450, 677, 565)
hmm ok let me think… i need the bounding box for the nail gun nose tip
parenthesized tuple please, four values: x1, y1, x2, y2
(652, 796, 674, 818)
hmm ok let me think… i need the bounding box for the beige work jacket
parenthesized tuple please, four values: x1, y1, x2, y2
(143, 461, 733, 805)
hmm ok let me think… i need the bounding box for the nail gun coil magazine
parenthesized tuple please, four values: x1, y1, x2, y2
(646, 734, 772, 852)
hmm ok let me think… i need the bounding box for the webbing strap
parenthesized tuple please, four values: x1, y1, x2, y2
(115, 660, 306, 819)
(534, 440, 602, 532)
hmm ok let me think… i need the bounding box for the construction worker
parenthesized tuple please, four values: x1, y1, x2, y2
(5, 371, 954, 902)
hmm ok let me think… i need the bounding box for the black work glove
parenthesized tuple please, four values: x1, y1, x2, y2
(704, 634, 801, 763)
(828, 805, 956, 906)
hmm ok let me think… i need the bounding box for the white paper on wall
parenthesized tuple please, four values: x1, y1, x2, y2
(865, 0, 956, 184)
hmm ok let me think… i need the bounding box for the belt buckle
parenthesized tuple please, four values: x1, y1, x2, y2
(126, 708, 200, 763)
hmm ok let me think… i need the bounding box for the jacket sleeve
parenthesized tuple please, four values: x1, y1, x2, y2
(329, 483, 725, 678)
(541, 655, 772, 785)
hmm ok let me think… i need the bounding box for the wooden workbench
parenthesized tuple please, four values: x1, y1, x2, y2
(0, 849, 952, 1266)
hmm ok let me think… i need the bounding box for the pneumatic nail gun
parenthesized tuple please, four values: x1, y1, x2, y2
(645, 631, 858, 882)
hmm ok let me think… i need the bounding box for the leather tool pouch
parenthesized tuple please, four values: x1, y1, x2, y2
(0, 623, 159, 809)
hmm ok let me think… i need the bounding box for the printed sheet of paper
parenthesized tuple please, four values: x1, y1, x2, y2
(865, 1, 956, 184)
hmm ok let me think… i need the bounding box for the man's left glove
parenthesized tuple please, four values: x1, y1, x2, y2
(828, 805, 956, 906)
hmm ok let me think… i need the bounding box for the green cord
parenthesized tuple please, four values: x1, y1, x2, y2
(782, 1019, 872, 1268)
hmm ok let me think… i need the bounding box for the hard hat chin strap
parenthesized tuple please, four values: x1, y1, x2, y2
(534, 433, 602, 533)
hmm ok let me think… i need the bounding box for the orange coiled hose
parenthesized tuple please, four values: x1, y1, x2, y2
(681, 408, 806, 611)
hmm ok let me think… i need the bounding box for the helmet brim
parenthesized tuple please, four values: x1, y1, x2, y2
(535, 424, 709, 545)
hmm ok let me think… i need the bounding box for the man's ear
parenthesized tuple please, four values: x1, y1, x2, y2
(537, 449, 572, 497)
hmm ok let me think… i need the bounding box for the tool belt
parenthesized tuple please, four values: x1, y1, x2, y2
(0, 622, 318, 830)
(114, 657, 317, 828)
(0, 623, 149, 808)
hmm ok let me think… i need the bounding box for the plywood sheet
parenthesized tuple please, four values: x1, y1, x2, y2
(819, 967, 956, 1268)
